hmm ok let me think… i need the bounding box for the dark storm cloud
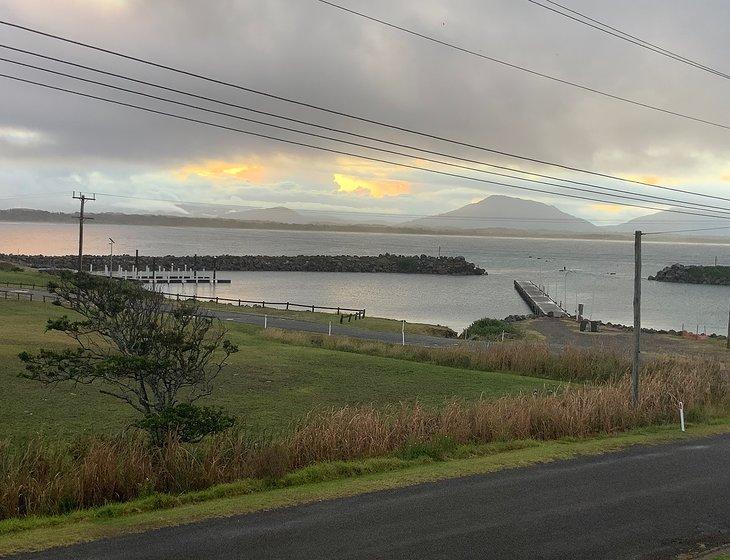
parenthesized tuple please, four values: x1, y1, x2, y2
(1, 0, 729, 217)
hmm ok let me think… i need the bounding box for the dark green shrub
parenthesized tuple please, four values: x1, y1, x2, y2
(462, 318, 517, 340)
(136, 404, 235, 444)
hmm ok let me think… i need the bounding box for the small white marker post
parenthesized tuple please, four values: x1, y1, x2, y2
(264, 315, 268, 329)
(679, 401, 685, 432)
(501, 331, 505, 342)
(402, 320, 405, 346)
(328, 321, 332, 336)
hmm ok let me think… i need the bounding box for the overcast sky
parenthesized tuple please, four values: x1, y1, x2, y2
(1, 0, 729, 224)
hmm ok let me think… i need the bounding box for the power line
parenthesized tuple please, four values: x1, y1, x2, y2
(4, 71, 730, 224)
(644, 225, 730, 236)
(313, 0, 730, 131)
(71, 192, 730, 226)
(0, 191, 67, 200)
(4, 48, 730, 214)
(2, 21, 730, 205)
(6, 56, 730, 217)
(525, 0, 730, 81)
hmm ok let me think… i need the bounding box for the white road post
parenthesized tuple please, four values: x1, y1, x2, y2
(264, 315, 268, 329)
(501, 331, 505, 342)
(402, 320, 405, 346)
(328, 321, 332, 336)
(679, 401, 685, 432)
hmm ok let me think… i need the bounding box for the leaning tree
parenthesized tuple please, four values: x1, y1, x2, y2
(19, 272, 238, 443)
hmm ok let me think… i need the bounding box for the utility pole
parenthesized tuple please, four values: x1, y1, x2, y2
(632, 231, 642, 405)
(108, 238, 115, 278)
(73, 192, 95, 273)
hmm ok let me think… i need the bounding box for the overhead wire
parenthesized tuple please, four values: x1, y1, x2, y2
(5, 56, 730, 217)
(312, 0, 730, 131)
(4, 44, 725, 213)
(5, 71, 730, 223)
(525, 0, 730, 80)
(2, 19, 730, 204)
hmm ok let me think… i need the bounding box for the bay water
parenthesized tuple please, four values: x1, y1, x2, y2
(2, 221, 729, 334)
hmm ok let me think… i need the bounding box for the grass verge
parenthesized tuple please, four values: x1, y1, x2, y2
(0, 420, 727, 556)
(195, 299, 457, 338)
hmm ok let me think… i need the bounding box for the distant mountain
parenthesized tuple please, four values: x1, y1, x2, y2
(608, 208, 730, 235)
(175, 204, 346, 225)
(406, 195, 599, 233)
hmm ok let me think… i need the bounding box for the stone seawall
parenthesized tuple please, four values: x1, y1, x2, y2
(648, 263, 730, 285)
(3, 253, 487, 276)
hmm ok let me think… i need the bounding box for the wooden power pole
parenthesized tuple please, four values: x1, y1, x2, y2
(73, 192, 95, 273)
(632, 231, 642, 404)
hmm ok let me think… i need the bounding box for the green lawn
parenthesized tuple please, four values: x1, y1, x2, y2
(0, 267, 50, 288)
(0, 300, 559, 441)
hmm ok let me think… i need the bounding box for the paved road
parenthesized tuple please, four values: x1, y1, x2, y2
(207, 307, 460, 347)
(12, 434, 729, 560)
(3, 288, 459, 348)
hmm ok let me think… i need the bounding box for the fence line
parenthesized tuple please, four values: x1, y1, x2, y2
(1, 283, 366, 320)
(158, 291, 366, 319)
(1, 289, 364, 327)
(1, 290, 56, 303)
(1, 281, 41, 290)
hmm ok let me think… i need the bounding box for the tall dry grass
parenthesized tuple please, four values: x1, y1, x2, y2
(0, 356, 726, 520)
(263, 329, 630, 382)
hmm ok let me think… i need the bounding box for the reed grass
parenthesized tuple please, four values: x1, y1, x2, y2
(1, 355, 725, 521)
(262, 328, 629, 382)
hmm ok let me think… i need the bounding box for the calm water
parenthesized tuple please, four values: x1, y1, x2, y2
(2, 221, 730, 334)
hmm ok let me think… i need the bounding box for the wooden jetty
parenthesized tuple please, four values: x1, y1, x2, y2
(514, 280, 568, 318)
(92, 265, 231, 284)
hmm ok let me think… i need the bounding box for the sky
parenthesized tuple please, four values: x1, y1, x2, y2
(1, 0, 729, 225)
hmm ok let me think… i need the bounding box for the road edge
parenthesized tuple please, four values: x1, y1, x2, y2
(1, 421, 728, 556)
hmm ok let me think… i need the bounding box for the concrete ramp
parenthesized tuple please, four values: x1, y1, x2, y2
(514, 280, 568, 318)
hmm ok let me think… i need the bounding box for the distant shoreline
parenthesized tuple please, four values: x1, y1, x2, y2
(2, 214, 730, 245)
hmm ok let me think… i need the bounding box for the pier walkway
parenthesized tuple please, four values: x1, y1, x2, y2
(514, 280, 569, 318)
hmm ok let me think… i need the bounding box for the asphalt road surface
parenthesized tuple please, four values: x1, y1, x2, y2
(12, 434, 729, 560)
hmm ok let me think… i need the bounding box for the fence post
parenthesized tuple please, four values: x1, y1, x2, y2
(286, 302, 290, 310)
(238, 299, 241, 307)
(216, 297, 219, 304)
(29, 294, 33, 302)
(311, 305, 315, 313)
(337, 307, 340, 315)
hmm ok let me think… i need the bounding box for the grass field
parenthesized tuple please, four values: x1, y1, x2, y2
(0, 300, 559, 441)
(0, 266, 49, 287)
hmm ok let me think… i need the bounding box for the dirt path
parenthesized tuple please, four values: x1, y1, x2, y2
(524, 317, 730, 359)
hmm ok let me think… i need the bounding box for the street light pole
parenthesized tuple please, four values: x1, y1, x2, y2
(108, 238, 115, 278)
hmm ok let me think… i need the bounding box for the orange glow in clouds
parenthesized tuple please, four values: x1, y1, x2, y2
(176, 160, 265, 182)
(589, 203, 625, 214)
(333, 174, 411, 198)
